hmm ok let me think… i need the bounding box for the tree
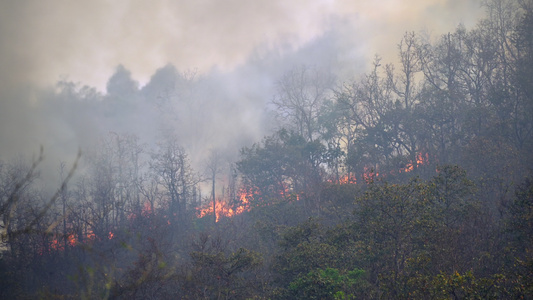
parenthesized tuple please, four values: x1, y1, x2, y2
(316, 99, 347, 183)
(417, 27, 469, 165)
(86, 138, 117, 238)
(273, 65, 335, 142)
(149, 136, 199, 234)
(181, 233, 263, 299)
(108, 133, 145, 223)
(106, 65, 139, 99)
(238, 129, 326, 213)
(386, 32, 425, 169)
(0, 152, 42, 255)
(510, 1, 533, 155)
(206, 149, 223, 224)
(0, 149, 80, 299)
(353, 178, 427, 298)
(1, 149, 79, 256)
(350, 165, 483, 298)
(287, 267, 367, 300)
(336, 57, 415, 178)
(501, 177, 533, 298)
(272, 220, 342, 293)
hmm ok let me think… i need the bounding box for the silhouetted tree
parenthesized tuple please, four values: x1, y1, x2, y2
(273, 65, 335, 142)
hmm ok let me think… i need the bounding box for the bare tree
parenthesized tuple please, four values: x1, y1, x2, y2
(205, 149, 226, 224)
(0, 148, 79, 255)
(150, 137, 199, 230)
(0, 153, 42, 254)
(386, 32, 424, 164)
(336, 57, 398, 175)
(108, 133, 145, 224)
(388, 32, 422, 110)
(273, 65, 336, 142)
(59, 161, 69, 254)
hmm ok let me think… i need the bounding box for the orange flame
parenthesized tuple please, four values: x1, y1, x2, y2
(335, 174, 357, 184)
(403, 152, 429, 173)
(196, 198, 243, 222)
(49, 233, 77, 251)
(46, 228, 101, 253)
(194, 181, 303, 222)
(142, 201, 153, 216)
(196, 188, 253, 222)
(363, 166, 379, 183)
(86, 229, 96, 241)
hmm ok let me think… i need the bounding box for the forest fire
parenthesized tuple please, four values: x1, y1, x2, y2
(3, 2, 530, 297)
(334, 154, 430, 185)
(336, 174, 357, 184)
(403, 152, 429, 173)
(363, 166, 379, 182)
(50, 233, 76, 250)
(196, 188, 252, 222)
(194, 186, 304, 222)
(48, 229, 114, 252)
(330, 171, 376, 185)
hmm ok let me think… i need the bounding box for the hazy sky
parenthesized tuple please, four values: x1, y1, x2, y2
(0, 0, 484, 92)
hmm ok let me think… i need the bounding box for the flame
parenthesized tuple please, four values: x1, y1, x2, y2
(142, 201, 153, 216)
(403, 152, 429, 173)
(331, 174, 357, 184)
(329, 170, 377, 185)
(340, 175, 357, 184)
(363, 166, 379, 183)
(196, 188, 253, 222)
(236, 191, 251, 213)
(68, 234, 76, 245)
(49, 233, 77, 251)
(45, 228, 100, 253)
(128, 201, 155, 221)
(86, 229, 96, 241)
(196, 198, 241, 222)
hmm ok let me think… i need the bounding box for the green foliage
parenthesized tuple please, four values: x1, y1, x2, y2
(501, 177, 533, 298)
(275, 220, 339, 280)
(181, 234, 263, 299)
(508, 177, 533, 249)
(237, 129, 326, 203)
(271, 219, 375, 299)
(353, 178, 428, 297)
(350, 165, 487, 297)
(407, 271, 512, 300)
(287, 267, 366, 300)
(318, 182, 361, 222)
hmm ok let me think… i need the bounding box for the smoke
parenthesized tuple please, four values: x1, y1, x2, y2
(0, 0, 483, 90)
(0, 0, 485, 188)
